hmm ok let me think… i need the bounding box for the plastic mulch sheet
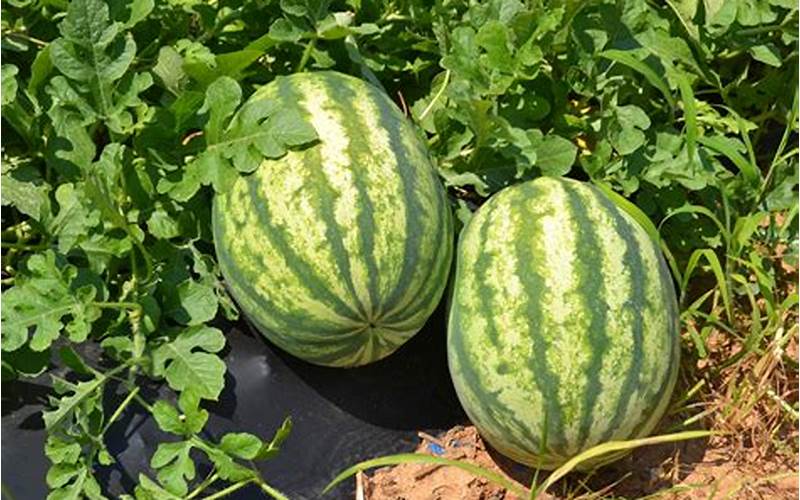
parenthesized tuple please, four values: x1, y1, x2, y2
(1, 305, 466, 499)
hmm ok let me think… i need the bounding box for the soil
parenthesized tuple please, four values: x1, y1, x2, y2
(361, 426, 799, 500)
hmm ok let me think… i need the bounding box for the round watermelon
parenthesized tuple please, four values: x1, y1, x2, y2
(447, 177, 679, 470)
(213, 71, 453, 367)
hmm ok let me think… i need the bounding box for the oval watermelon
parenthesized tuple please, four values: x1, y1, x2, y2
(214, 71, 453, 367)
(447, 177, 679, 469)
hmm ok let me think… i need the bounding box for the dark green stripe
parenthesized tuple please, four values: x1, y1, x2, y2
(244, 177, 362, 322)
(213, 200, 358, 338)
(380, 176, 452, 326)
(448, 204, 540, 453)
(593, 187, 646, 443)
(371, 87, 423, 317)
(217, 249, 358, 349)
(297, 337, 367, 365)
(514, 183, 568, 451)
(564, 183, 610, 449)
(317, 74, 382, 320)
(278, 76, 369, 321)
(627, 235, 681, 437)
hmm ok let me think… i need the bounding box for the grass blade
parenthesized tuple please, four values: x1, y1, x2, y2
(322, 453, 529, 498)
(681, 249, 734, 322)
(599, 50, 676, 111)
(534, 431, 712, 497)
(676, 72, 698, 163)
(697, 135, 760, 185)
(659, 204, 730, 243)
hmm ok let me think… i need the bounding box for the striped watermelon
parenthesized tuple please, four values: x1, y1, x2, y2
(213, 71, 453, 367)
(447, 177, 679, 470)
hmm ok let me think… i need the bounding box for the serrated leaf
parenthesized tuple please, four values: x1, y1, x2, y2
(151, 441, 195, 496)
(151, 326, 226, 400)
(212, 96, 318, 174)
(1, 251, 101, 352)
(438, 169, 491, 196)
(151, 401, 185, 434)
(43, 376, 105, 430)
(219, 433, 263, 459)
(255, 417, 293, 461)
(49, 183, 101, 252)
(147, 207, 181, 240)
(1, 163, 52, 222)
(153, 46, 187, 95)
(205, 447, 255, 481)
(134, 474, 182, 500)
(200, 76, 241, 144)
(45, 436, 82, 465)
(177, 387, 209, 433)
(47, 462, 83, 489)
(2, 64, 19, 105)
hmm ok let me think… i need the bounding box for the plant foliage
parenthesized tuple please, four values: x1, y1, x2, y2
(2, 0, 797, 498)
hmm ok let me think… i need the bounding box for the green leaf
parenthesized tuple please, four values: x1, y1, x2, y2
(1, 251, 101, 352)
(200, 77, 242, 144)
(749, 44, 783, 67)
(255, 417, 293, 461)
(219, 433, 263, 459)
(316, 12, 355, 40)
(43, 375, 106, 430)
(49, 183, 101, 252)
(134, 474, 182, 500)
(204, 447, 255, 481)
(1, 64, 19, 105)
(153, 47, 187, 96)
(215, 97, 318, 174)
(178, 387, 209, 434)
(600, 49, 676, 111)
(438, 169, 491, 197)
(146, 207, 181, 240)
(29, 44, 54, 96)
(151, 401, 185, 435)
(151, 326, 226, 400)
(697, 135, 760, 184)
(45, 436, 82, 465)
(269, 18, 307, 42)
(535, 135, 577, 176)
(151, 441, 195, 496)
(1, 163, 52, 222)
(59, 346, 92, 376)
(2, 344, 51, 378)
(164, 279, 219, 326)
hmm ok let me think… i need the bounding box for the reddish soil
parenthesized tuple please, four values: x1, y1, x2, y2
(360, 426, 798, 499)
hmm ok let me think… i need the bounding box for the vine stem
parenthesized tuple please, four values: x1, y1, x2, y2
(187, 472, 220, 499)
(1, 241, 48, 251)
(132, 393, 154, 413)
(418, 70, 450, 122)
(102, 386, 141, 434)
(254, 479, 290, 500)
(92, 301, 143, 313)
(200, 479, 253, 500)
(296, 37, 317, 72)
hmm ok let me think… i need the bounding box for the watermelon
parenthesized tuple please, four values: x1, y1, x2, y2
(213, 71, 453, 367)
(447, 177, 679, 470)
